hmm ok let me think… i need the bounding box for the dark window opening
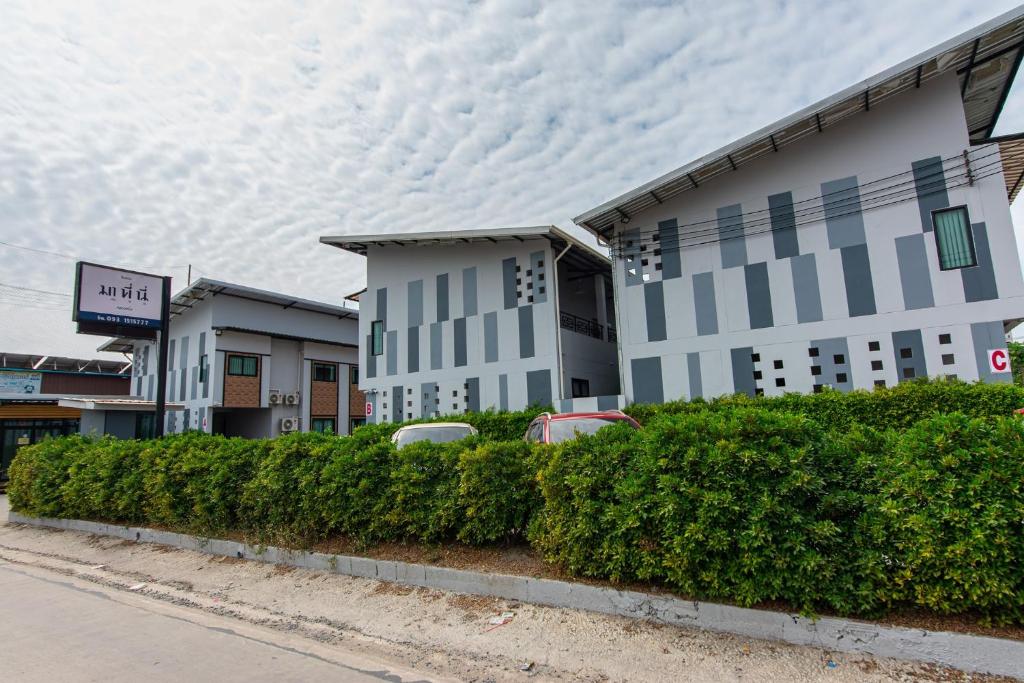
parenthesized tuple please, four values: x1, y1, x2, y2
(813, 384, 823, 393)
(808, 347, 819, 357)
(753, 370, 762, 380)
(868, 341, 880, 352)
(313, 363, 337, 382)
(751, 353, 760, 363)
(773, 360, 783, 369)
(571, 378, 590, 398)
(227, 355, 258, 377)
(833, 354, 845, 365)
(811, 366, 822, 376)
(942, 353, 955, 365)
(775, 377, 786, 387)
(903, 367, 916, 379)
(939, 333, 952, 345)
(874, 379, 886, 388)
(371, 320, 384, 356)
(900, 347, 913, 359)
(871, 360, 883, 371)
(836, 372, 848, 384)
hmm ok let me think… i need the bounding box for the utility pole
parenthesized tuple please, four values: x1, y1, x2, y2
(154, 276, 172, 437)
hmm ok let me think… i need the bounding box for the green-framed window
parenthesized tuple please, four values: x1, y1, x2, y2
(371, 320, 384, 356)
(227, 354, 258, 377)
(312, 362, 337, 382)
(198, 354, 209, 383)
(311, 418, 336, 434)
(932, 206, 977, 270)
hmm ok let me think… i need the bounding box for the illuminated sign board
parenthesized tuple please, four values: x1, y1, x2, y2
(73, 262, 164, 330)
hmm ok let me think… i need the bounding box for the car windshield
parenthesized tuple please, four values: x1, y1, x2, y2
(547, 417, 633, 443)
(395, 425, 474, 448)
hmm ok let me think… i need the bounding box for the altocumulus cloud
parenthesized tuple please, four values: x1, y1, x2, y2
(1, 0, 1023, 357)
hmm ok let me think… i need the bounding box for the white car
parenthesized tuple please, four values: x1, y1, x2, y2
(390, 422, 478, 449)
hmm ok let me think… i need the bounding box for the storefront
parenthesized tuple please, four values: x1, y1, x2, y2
(0, 403, 81, 481)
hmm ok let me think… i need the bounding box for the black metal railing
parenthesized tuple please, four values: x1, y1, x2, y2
(560, 311, 608, 340)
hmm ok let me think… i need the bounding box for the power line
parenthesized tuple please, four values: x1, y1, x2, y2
(0, 282, 72, 297)
(0, 239, 193, 272)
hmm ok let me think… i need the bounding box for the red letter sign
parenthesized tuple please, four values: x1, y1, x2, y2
(365, 402, 373, 417)
(988, 348, 1010, 374)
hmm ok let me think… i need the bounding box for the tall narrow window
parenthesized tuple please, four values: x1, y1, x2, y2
(932, 206, 977, 270)
(371, 320, 384, 356)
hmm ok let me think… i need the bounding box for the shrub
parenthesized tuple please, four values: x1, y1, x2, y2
(458, 440, 542, 544)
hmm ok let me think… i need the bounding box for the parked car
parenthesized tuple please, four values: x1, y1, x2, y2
(524, 410, 640, 444)
(391, 422, 478, 449)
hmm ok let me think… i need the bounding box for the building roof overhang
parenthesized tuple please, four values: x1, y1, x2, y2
(57, 397, 185, 412)
(573, 6, 1024, 240)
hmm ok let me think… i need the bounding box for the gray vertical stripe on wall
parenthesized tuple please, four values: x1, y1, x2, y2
(693, 272, 719, 336)
(392, 385, 403, 423)
(498, 374, 509, 411)
(526, 369, 552, 407)
(658, 219, 682, 279)
(178, 336, 189, 401)
(768, 192, 800, 259)
(644, 281, 667, 342)
(962, 222, 999, 302)
(744, 262, 774, 329)
(365, 334, 377, 378)
(622, 229, 644, 287)
(687, 352, 703, 399)
(790, 254, 823, 323)
(421, 382, 438, 418)
(168, 339, 176, 371)
(386, 330, 398, 376)
(717, 204, 747, 268)
(454, 317, 468, 367)
(518, 306, 535, 359)
(630, 357, 664, 404)
(376, 288, 388, 326)
(191, 366, 198, 401)
(407, 327, 420, 373)
(436, 274, 449, 322)
(895, 234, 935, 310)
(147, 376, 154, 402)
(462, 267, 478, 317)
(971, 320, 1010, 383)
(199, 332, 208, 399)
(483, 312, 498, 363)
(811, 337, 853, 392)
(822, 177, 867, 249)
(912, 157, 948, 233)
(142, 346, 150, 374)
(730, 347, 756, 397)
(135, 377, 142, 396)
(892, 330, 927, 383)
(502, 258, 518, 308)
(530, 252, 548, 304)
(840, 244, 877, 317)
(407, 280, 424, 327)
(466, 377, 480, 412)
(430, 322, 443, 370)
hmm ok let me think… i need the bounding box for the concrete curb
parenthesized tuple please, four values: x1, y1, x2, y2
(8, 512, 1023, 679)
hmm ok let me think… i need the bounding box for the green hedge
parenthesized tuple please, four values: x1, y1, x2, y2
(8, 383, 1024, 623)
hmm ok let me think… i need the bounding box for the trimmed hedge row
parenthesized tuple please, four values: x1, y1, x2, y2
(8, 382, 1024, 623)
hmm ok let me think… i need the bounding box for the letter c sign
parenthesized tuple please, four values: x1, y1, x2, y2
(988, 348, 1011, 374)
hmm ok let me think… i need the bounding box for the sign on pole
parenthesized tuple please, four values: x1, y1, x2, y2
(988, 348, 1011, 374)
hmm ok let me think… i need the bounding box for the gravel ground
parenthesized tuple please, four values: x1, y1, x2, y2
(0, 498, 1010, 682)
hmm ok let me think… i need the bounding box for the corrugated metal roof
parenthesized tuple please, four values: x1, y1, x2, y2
(573, 6, 1024, 238)
(167, 278, 358, 320)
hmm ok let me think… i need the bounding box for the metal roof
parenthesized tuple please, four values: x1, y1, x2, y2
(58, 397, 185, 412)
(320, 225, 611, 274)
(573, 6, 1024, 238)
(0, 351, 131, 375)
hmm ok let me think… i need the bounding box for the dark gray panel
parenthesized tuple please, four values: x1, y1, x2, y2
(199, 333, 208, 399)
(484, 311, 498, 363)
(730, 347, 756, 397)
(466, 377, 480, 413)
(376, 288, 388, 326)
(892, 330, 927, 383)
(895, 233, 935, 310)
(135, 377, 142, 396)
(407, 327, 419, 373)
(971, 321, 1011, 384)
(499, 374, 509, 411)
(810, 337, 853, 392)
(687, 352, 703, 399)
(744, 262, 774, 329)
(622, 229, 643, 287)
(530, 252, 548, 304)
(454, 317, 468, 367)
(659, 219, 682, 280)
(462, 267, 478, 317)
(631, 356, 664, 404)
(168, 339, 176, 371)
(644, 281, 667, 342)
(526, 369, 552, 407)
(392, 385, 403, 423)
(147, 375, 154, 402)
(822, 177, 866, 249)
(436, 273, 449, 322)
(962, 222, 998, 302)
(365, 333, 377, 379)
(841, 244, 877, 317)
(421, 382, 438, 418)
(790, 253, 823, 323)
(518, 306, 535, 359)
(178, 336, 188, 401)
(502, 257, 518, 309)
(191, 366, 198, 401)
(142, 345, 150, 374)
(717, 204, 747, 268)
(183, 408, 191, 431)
(104, 411, 135, 439)
(430, 322, 442, 370)
(768, 191, 799, 259)
(386, 330, 398, 376)
(597, 395, 619, 411)
(912, 157, 948, 233)
(407, 280, 423, 326)
(693, 272, 719, 336)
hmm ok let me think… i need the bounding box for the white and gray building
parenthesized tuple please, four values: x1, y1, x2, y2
(101, 278, 362, 437)
(571, 9, 1024, 403)
(320, 227, 619, 422)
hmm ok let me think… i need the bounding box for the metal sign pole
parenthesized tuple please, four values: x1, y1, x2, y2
(154, 276, 172, 437)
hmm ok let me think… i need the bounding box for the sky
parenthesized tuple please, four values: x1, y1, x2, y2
(2, 0, 1024, 360)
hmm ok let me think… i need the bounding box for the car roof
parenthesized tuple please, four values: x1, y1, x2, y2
(546, 410, 630, 421)
(395, 422, 475, 430)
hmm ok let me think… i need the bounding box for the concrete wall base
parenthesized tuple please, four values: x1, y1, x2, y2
(8, 511, 1023, 679)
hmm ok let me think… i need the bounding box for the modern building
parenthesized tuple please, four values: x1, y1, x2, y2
(0, 352, 131, 480)
(101, 278, 363, 437)
(571, 9, 1024, 403)
(320, 226, 619, 422)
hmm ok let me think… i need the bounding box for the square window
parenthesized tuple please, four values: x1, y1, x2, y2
(516, 290, 522, 298)
(407, 401, 412, 407)
(751, 353, 760, 363)
(813, 384, 823, 393)
(836, 372, 848, 384)
(654, 249, 662, 257)
(655, 263, 663, 271)
(407, 388, 412, 395)
(942, 353, 955, 365)
(383, 402, 387, 409)
(453, 403, 458, 410)
(516, 278, 522, 285)
(775, 377, 786, 387)
(900, 347, 913, 359)
(652, 234, 660, 242)
(946, 374, 958, 381)
(754, 388, 764, 396)
(833, 354, 845, 365)
(526, 269, 532, 276)
(538, 274, 544, 281)
(874, 379, 886, 388)
(811, 365, 822, 376)
(539, 287, 545, 294)
(639, 245, 647, 252)
(871, 360, 883, 371)
(903, 367, 916, 379)
(516, 264, 521, 272)
(452, 390, 458, 397)
(939, 333, 952, 345)
(537, 260, 544, 267)
(868, 341, 880, 352)
(527, 282, 533, 289)
(773, 360, 783, 370)
(808, 347, 819, 357)
(753, 370, 763, 380)
(932, 206, 977, 270)
(528, 295, 534, 303)
(408, 413, 413, 420)
(641, 258, 649, 266)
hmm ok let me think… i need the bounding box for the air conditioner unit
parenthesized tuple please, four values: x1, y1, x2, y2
(269, 391, 282, 405)
(280, 417, 300, 432)
(285, 392, 300, 405)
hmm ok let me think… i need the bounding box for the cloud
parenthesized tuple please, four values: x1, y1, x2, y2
(1, 0, 1022, 357)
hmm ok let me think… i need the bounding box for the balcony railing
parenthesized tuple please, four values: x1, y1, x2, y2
(560, 311, 611, 341)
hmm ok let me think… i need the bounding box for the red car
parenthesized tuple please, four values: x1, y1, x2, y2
(524, 410, 641, 444)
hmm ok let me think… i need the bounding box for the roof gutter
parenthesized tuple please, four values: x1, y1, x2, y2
(551, 242, 573, 405)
